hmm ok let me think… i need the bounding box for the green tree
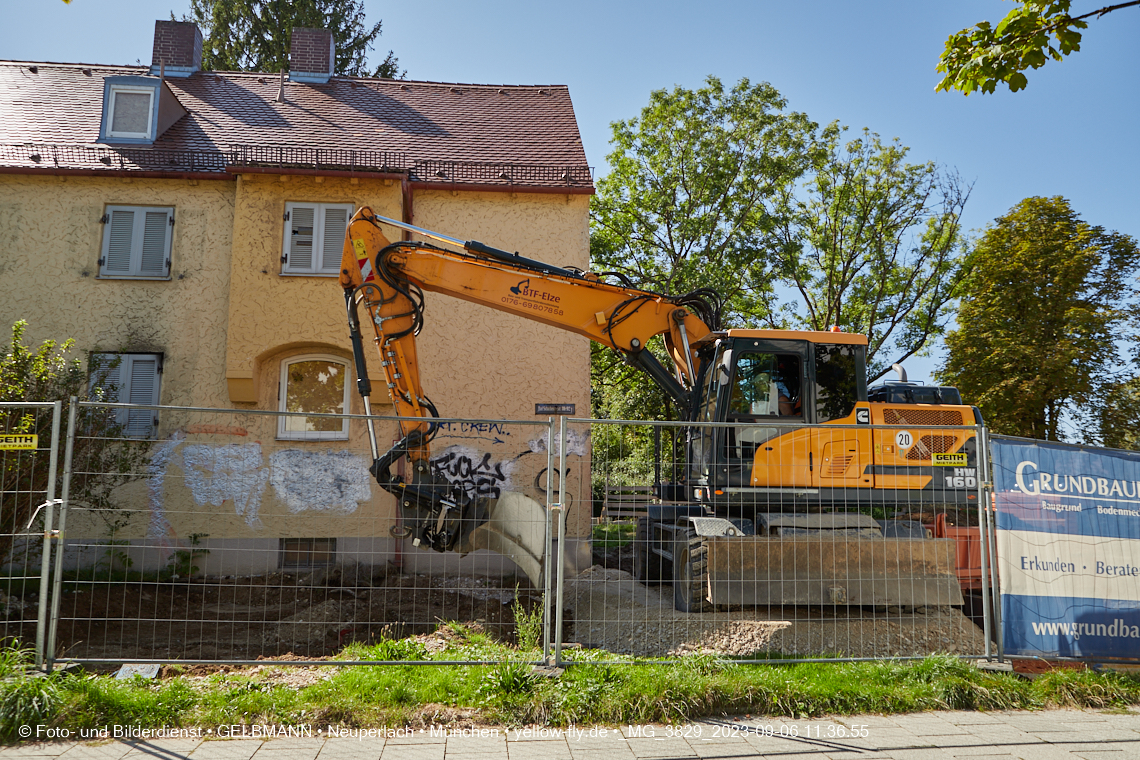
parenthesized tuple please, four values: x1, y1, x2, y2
(937, 197, 1139, 441)
(937, 1, 1140, 95)
(590, 76, 819, 327)
(1099, 376, 1140, 449)
(589, 76, 817, 438)
(186, 0, 402, 78)
(1, 322, 149, 563)
(770, 127, 972, 381)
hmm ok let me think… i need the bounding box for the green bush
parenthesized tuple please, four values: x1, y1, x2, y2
(0, 321, 150, 566)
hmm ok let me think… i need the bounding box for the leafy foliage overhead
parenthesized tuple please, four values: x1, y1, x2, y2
(937, 0, 1139, 95)
(591, 77, 972, 402)
(186, 0, 402, 78)
(937, 197, 1139, 441)
(1100, 376, 1140, 450)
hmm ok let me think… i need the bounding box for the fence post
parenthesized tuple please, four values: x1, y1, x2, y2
(46, 398, 78, 672)
(976, 424, 994, 661)
(34, 401, 62, 670)
(980, 426, 1004, 661)
(554, 415, 567, 668)
(542, 416, 553, 663)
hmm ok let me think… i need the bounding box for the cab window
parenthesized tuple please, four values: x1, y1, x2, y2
(814, 344, 858, 422)
(729, 353, 802, 418)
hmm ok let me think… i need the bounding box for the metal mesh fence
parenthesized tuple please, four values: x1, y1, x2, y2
(47, 403, 998, 666)
(572, 417, 994, 663)
(50, 402, 570, 667)
(0, 402, 62, 668)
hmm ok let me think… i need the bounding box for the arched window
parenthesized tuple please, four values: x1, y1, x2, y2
(277, 355, 350, 440)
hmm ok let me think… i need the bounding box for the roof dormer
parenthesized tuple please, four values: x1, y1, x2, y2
(98, 76, 187, 145)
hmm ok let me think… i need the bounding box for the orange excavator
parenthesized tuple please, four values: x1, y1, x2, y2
(339, 208, 978, 611)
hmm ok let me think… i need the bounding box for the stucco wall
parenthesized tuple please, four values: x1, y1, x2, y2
(223, 173, 403, 406)
(1, 172, 593, 573)
(0, 174, 235, 407)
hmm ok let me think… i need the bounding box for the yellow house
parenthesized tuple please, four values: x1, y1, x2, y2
(0, 22, 593, 577)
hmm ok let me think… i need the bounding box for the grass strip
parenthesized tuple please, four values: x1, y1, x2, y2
(2, 634, 1138, 739)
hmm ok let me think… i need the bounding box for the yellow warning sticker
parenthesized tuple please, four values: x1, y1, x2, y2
(933, 452, 968, 467)
(0, 434, 37, 450)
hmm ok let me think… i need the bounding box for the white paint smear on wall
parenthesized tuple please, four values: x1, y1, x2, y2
(268, 449, 372, 514)
(146, 431, 184, 548)
(528, 428, 588, 457)
(182, 443, 269, 528)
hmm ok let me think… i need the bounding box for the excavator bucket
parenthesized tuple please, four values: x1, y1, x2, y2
(461, 491, 549, 589)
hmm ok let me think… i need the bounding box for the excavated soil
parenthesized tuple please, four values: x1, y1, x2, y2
(53, 566, 541, 661)
(566, 565, 988, 659)
(49, 551, 987, 662)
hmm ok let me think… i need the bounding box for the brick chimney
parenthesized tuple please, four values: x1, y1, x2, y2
(150, 20, 202, 77)
(289, 27, 335, 83)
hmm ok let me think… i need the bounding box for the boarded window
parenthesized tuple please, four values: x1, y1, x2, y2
(280, 538, 336, 568)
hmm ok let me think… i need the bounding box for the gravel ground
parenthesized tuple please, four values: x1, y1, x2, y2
(565, 566, 988, 659)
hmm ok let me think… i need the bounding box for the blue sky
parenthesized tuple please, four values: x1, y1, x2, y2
(5, 1, 1138, 382)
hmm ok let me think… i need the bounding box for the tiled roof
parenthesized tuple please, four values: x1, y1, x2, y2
(0, 62, 593, 189)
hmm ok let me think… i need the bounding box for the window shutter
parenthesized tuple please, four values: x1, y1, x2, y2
(288, 205, 315, 271)
(89, 353, 122, 402)
(139, 211, 169, 276)
(125, 357, 159, 438)
(320, 207, 348, 272)
(104, 210, 134, 274)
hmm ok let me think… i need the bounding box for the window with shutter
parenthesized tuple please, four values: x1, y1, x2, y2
(282, 203, 353, 275)
(321, 207, 348, 273)
(288, 205, 315, 270)
(104, 210, 134, 274)
(90, 353, 162, 438)
(99, 205, 173, 279)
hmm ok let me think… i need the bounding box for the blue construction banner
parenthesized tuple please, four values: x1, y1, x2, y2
(991, 436, 1140, 660)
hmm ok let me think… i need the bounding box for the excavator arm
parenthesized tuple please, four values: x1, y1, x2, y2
(338, 207, 718, 580)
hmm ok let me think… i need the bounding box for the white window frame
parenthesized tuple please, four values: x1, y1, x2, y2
(277, 354, 351, 441)
(99, 205, 174, 279)
(89, 353, 163, 439)
(281, 202, 354, 276)
(106, 85, 155, 140)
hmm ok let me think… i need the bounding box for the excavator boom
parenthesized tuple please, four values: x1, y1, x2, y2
(338, 207, 717, 585)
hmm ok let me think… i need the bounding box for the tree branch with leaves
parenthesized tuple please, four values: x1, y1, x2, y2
(937, 0, 1140, 94)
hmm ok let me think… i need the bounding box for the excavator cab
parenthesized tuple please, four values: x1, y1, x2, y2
(689, 331, 867, 502)
(687, 330, 977, 513)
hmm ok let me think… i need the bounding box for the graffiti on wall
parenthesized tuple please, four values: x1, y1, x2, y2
(138, 424, 590, 531)
(429, 445, 516, 500)
(527, 428, 589, 457)
(145, 436, 374, 531)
